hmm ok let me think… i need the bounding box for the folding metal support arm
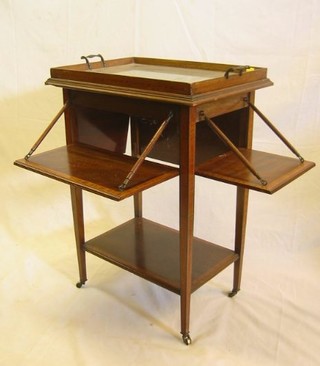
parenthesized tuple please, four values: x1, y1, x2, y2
(199, 111, 268, 186)
(25, 101, 69, 160)
(244, 97, 304, 163)
(119, 111, 174, 191)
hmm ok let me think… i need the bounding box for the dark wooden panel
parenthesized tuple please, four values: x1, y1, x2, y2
(74, 106, 129, 153)
(134, 115, 180, 165)
(135, 109, 247, 166)
(195, 109, 244, 165)
(70, 90, 177, 121)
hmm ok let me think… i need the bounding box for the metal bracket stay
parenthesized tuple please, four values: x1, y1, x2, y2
(24, 101, 69, 160)
(244, 97, 304, 163)
(200, 111, 268, 186)
(119, 111, 174, 191)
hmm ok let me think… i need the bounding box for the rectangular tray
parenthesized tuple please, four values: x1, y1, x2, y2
(46, 57, 273, 104)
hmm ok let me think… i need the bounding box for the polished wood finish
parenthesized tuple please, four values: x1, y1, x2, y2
(14, 57, 315, 344)
(230, 187, 249, 297)
(48, 57, 269, 95)
(70, 186, 87, 287)
(84, 218, 238, 294)
(196, 148, 315, 194)
(46, 57, 273, 105)
(14, 144, 179, 201)
(179, 106, 196, 338)
(231, 92, 254, 296)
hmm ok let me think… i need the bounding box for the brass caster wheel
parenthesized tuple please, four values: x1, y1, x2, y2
(76, 281, 85, 288)
(228, 289, 239, 298)
(182, 334, 192, 346)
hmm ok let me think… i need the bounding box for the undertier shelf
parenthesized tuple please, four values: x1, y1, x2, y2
(84, 218, 239, 294)
(14, 144, 179, 201)
(196, 148, 315, 194)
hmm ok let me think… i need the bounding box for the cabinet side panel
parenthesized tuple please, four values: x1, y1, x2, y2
(74, 106, 129, 153)
(136, 115, 180, 165)
(195, 109, 244, 165)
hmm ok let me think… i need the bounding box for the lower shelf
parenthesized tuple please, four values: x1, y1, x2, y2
(84, 218, 238, 294)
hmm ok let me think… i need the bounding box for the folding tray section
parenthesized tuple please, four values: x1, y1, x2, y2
(196, 148, 315, 194)
(84, 218, 239, 294)
(14, 144, 179, 201)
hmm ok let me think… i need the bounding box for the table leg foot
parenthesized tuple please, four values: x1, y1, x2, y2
(228, 289, 239, 298)
(182, 333, 192, 345)
(76, 281, 86, 288)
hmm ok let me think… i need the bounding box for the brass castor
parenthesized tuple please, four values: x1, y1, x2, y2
(76, 281, 85, 288)
(182, 333, 192, 345)
(228, 289, 239, 298)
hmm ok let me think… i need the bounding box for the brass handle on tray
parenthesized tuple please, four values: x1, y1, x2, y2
(81, 54, 106, 69)
(224, 65, 250, 79)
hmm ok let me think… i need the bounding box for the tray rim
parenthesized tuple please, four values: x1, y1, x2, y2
(47, 57, 270, 102)
(51, 56, 265, 73)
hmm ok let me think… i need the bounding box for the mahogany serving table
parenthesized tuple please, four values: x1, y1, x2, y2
(15, 56, 315, 345)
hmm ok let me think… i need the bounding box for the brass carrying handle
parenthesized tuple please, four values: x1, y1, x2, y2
(81, 54, 106, 70)
(224, 65, 250, 79)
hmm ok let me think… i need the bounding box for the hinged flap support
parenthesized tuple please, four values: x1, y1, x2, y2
(119, 111, 174, 191)
(24, 101, 69, 160)
(200, 99, 305, 187)
(244, 97, 304, 163)
(200, 111, 268, 186)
